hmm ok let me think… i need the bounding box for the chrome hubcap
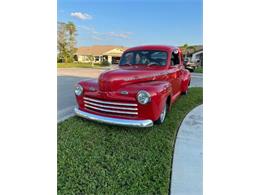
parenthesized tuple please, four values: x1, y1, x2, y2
(160, 104, 166, 122)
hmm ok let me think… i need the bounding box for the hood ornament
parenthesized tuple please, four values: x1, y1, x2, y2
(120, 90, 128, 95)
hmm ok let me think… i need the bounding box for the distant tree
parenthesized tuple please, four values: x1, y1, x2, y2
(66, 22, 77, 63)
(101, 60, 110, 66)
(181, 44, 196, 58)
(186, 46, 196, 58)
(57, 21, 77, 63)
(182, 44, 188, 50)
(57, 22, 68, 63)
(87, 55, 95, 66)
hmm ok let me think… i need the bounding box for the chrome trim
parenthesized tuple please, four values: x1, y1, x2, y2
(75, 84, 83, 96)
(85, 104, 138, 115)
(137, 90, 151, 105)
(75, 107, 153, 127)
(84, 101, 138, 111)
(84, 97, 137, 107)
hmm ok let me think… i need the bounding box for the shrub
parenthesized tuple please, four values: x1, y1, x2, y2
(101, 60, 110, 66)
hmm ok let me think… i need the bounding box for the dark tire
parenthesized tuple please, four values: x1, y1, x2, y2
(182, 89, 188, 95)
(154, 102, 168, 125)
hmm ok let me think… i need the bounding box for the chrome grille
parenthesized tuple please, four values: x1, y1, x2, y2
(83, 97, 138, 115)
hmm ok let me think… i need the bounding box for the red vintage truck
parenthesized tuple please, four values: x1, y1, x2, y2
(74, 45, 191, 127)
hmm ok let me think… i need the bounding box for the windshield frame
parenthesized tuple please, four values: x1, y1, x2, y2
(119, 50, 169, 67)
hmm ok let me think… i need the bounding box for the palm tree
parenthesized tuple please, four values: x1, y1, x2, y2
(66, 22, 76, 36)
(57, 22, 69, 62)
(66, 22, 77, 62)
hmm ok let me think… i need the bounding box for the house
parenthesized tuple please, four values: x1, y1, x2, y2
(76, 45, 127, 64)
(191, 49, 203, 65)
(179, 45, 203, 66)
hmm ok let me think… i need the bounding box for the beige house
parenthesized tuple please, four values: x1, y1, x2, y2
(76, 45, 127, 64)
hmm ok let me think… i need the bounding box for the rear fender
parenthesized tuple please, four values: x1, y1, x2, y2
(181, 69, 191, 92)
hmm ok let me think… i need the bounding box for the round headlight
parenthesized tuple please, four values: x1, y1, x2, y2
(137, 90, 151, 105)
(75, 84, 83, 96)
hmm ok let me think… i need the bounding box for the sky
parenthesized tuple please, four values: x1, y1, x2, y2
(58, 0, 203, 47)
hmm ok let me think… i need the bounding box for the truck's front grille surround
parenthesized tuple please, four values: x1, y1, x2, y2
(83, 97, 138, 115)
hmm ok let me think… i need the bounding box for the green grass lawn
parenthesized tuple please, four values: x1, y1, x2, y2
(194, 66, 203, 73)
(57, 63, 108, 68)
(58, 87, 203, 194)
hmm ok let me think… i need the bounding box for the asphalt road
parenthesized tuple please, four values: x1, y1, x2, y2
(57, 73, 203, 122)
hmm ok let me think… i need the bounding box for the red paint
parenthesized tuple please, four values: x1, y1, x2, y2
(75, 45, 191, 122)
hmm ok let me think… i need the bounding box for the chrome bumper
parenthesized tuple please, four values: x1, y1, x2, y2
(74, 107, 153, 128)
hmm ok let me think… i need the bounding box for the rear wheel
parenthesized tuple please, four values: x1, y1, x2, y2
(155, 102, 168, 124)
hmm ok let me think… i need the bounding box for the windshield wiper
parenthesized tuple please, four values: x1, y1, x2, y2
(120, 63, 132, 66)
(147, 63, 160, 67)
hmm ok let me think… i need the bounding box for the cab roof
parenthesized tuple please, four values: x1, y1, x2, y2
(125, 45, 179, 53)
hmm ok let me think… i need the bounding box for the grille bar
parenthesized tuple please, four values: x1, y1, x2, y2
(84, 100, 138, 111)
(84, 97, 137, 107)
(85, 104, 138, 115)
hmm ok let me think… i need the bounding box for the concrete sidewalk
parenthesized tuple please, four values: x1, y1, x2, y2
(170, 105, 203, 195)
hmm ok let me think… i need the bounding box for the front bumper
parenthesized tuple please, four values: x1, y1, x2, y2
(74, 107, 153, 128)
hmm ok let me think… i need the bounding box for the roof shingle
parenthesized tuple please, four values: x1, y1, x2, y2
(76, 45, 127, 56)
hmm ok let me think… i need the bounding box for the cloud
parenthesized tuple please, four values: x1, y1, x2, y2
(91, 36, 103, 41)
(79, 26, 133, 41)
(80, 26, 99, 34)
(107, 32, 132, 39)
(71, 12, 92, 20)
(81, 26, 95, 31)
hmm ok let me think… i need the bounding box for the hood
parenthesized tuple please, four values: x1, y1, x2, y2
(98, 66, 166, 91)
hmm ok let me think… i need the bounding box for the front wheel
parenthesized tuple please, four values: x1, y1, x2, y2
(154, 102, 168, 125)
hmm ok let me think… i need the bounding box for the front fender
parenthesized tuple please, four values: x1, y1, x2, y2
(120, 81, 172, 121)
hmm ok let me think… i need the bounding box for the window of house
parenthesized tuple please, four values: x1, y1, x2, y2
(83, 56, 88, 61)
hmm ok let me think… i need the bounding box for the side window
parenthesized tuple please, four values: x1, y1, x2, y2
(171, 52, 180, 66)
(120, 52, 134, 64)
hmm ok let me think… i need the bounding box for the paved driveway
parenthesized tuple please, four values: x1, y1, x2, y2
(170, 105, 203, 195)
(57, 70, 202, 122)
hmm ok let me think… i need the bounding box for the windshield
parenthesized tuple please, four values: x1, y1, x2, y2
(119, 50, 168, 66)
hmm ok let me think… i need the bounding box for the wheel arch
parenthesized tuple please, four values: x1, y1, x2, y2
(166, 95, 172, 111)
